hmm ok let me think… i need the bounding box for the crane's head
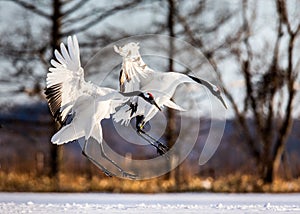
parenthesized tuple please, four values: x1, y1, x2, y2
(114, 42, 140, 58)
(139, 92, 162, 111)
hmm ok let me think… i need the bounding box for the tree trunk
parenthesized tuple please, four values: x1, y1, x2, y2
(256, 140, 274, 184)
(164, 0, 180, 186)
(260, 160, 274, 184)
(259, 131, 290, 184)
(49, 0, 62, 190)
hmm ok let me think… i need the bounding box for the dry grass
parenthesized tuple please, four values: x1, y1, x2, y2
(0, 171, 300, 193)
(0, 172, 54, 192)
(211, 174, 300, 193)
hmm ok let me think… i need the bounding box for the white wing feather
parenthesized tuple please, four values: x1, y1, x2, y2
(45, 35, 86, 123)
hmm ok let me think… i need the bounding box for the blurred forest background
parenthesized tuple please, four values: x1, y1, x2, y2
(1, 0, 300, 193)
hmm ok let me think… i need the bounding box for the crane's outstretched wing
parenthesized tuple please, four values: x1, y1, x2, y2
(45, 35, 85, 124)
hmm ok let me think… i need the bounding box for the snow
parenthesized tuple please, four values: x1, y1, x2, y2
(0, 193, 300, 213)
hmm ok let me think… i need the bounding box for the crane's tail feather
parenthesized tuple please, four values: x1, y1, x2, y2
(51, 124, 83, 145)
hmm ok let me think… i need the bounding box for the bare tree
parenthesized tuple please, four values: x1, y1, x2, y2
(176, 0, 300, 183)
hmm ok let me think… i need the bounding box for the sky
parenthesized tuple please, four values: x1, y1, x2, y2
(0, 0, 299, 119)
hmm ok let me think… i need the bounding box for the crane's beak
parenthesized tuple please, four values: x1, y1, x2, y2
(218, 95, 228, 109)
(153, 101, 162, 111)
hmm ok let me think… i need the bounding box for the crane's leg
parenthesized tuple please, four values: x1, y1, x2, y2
(81, 140, 115, 177)
(137, 129, 169, 157)
(98, 142, 137, 179)
(137, 130, 162, 151)
(136, 115, 169, 156)
(89, 123, 137, 179)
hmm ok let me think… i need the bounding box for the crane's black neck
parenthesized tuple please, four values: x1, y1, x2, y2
(187, 75, 203, 85)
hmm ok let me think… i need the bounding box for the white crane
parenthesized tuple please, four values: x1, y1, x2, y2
(45, 36, 161, 178)
(113, 42, 227, 149)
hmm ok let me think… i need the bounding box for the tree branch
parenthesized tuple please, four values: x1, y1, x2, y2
(2, 0, 50, 18)
(175, 13, 203, 47)
(61, 0, 142, 37)
(209, 55, 260, 160)
(63, 0, 91, 16)
(62, 7, 105, 26)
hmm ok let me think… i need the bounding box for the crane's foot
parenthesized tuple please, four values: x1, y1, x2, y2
(156, 142, 168, 155)
(122, 171, 138, 180)
(137, 129, 169, 156)
(103, 169, 115, 177)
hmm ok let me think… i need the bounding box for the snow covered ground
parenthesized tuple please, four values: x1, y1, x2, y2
(1, 193, 300, 213)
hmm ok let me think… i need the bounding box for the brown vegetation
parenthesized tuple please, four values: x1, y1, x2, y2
(1, 171, 300, 193)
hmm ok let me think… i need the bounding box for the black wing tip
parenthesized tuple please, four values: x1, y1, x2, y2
(45, 83, 63, 122)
